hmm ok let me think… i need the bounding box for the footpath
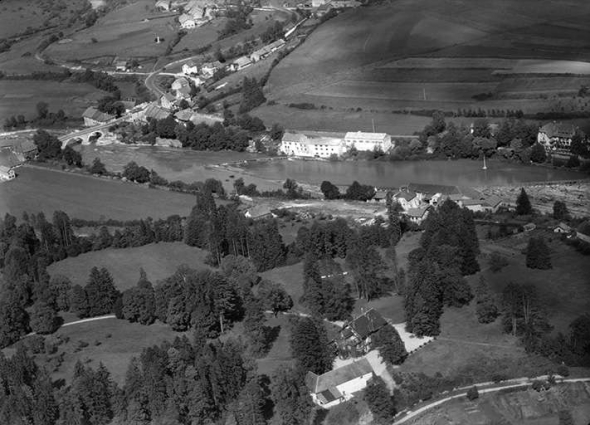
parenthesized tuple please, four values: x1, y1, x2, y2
(392, 375, 590, 424)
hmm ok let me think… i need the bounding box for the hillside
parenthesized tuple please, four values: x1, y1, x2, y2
(257, 0, 590, 133)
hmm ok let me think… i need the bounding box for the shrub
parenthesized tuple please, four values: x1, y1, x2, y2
(557, 365, 570, 377)
(466, 386, 479, 401)
(489, 251, 509, 272)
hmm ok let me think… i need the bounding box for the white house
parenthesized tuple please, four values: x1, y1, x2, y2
(201, 61, 223, 78)
(393, 189, 422, 210)
(344, 131, 393, 152)
(280, 132, 346, 158)
(155, 0, 171, 10)
(0, 165, 16, 181)
(172, 77, 191, 99)
(182, 61, 199, 75)
(231, 56, 252, 71)
(537, 122, 576, 155)
(554, 222, 572, 234)
(160, 93, 176, 110)
(305, 359, 374, 408)
(179, 14, 196, 29)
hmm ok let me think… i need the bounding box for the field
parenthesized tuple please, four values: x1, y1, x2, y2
(0, 166, 197, 221)
(38, 318, 189, 385)
(48, 242, 210, 289)
(259, 0, 590, 132)
(406, 381, 590, 425)
(46, 0, 178, 62)
(0, 80, 107, 123)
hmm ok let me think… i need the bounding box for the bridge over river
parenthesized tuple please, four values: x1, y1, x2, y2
(58, 116, 128, 148)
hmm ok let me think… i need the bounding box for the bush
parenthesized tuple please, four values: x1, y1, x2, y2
(489, 251, 509, 272)
(557, 364, 570, 377)
(466, 386, 479, 401)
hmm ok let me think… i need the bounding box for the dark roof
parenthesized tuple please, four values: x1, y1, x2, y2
(408, 183, 460, 196)
(306, 358, 373, 394)
(0, 147, 22, 168)
(539, 122, 576, 139)
(394, 189, 416, 201)
(373, 190, 388, 200)
(348, 309, 387, 340)
(82, 107, 114, 123)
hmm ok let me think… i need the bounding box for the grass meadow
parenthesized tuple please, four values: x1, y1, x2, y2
(0, 166, 197, 221)
(48, 242, 210, 289)
(260, 0, 590, 131)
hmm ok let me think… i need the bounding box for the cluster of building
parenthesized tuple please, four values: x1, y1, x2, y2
(280, 130, 394, 158)
(176, 0, 217, 29)
(0, 139, 38, 180)
(536, 121, 577, 156)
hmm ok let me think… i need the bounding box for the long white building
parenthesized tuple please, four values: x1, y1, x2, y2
(280, 132, 346, 158)
(344, 131, 393, 152)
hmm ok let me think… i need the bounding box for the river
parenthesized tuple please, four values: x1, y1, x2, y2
(76, 144, 585, 189)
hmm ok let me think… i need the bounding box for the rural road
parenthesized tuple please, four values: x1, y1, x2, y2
(392, 376, 590, 424)
(26, 314, 117, 337)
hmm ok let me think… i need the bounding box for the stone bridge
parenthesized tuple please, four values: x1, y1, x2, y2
(58, 116, 127, 148)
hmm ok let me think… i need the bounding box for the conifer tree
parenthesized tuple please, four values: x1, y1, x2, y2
(526, 237, 552, 269)
(290, 317, 334, 374)
(85, 267, 119, 316)
(270, 367, 314, 425)
(30, 301, 60, 334)
(243, 291, 267, 357)
(364, 377, 396, 423)
(475, 276, 499, 324)
(372, 324, 407, 365)
(516, 188, 532, 215)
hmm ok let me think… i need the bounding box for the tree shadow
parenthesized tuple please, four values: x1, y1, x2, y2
(264, 325, 281, 351)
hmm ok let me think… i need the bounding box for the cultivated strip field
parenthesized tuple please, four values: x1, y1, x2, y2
(0, 166, 197, 221)
(259, 0, 590, 132)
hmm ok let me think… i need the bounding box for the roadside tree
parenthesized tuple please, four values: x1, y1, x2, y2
(516, 188, 532, 215)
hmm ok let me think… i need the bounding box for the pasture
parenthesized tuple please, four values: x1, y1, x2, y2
(0, 80, 107, 123)
(46, 0, 178, 62)
(262, 0, 590, 131)
(48, 242, 210, 289)
(0, 166, 197, 221)
(45, 318, 189, 385)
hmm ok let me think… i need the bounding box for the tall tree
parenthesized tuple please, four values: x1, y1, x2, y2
(516, 188, 532, 215)
(290, 317, 334, 374)
(526, 237, 552, 270)
(475, 276, 499, 324)
(234, 377, 268, 425)
(372, 324, 407, 365)
(364, 377, 396, 424)
(30, 301, 60, 334)
(257, 280, 293, 317)
(85, 267, 119, 316)
(243, 291, 267, 357)
(553, 201, 569, 220)
(270, 367, 314, 425)
(0, 299, 30, 348)
(346, 241, 387, 300)
(70, 284, 90, 318)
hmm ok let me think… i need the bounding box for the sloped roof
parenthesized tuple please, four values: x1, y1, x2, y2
(234, 56, 252, 67)
(175, 109, 194, 121)
(179, 14, 195, 24)
(539, 122, 576, 139)
(246, 205, 272, 219)
(144, 104, 170, 120)
(345, 131, 388, 141)
(0, 147, 22, 168)
(348, 309, 387, 340)
(306, 358, 373, 394)
(405, 206, 430, 218)
(373, 190, 388, 200)
(162, 92, 176, 102)
(394, 189, 416, 201)
(282, 132, 307, 143)
(82, 107, 114, 123)
(408, 183, 460, 196)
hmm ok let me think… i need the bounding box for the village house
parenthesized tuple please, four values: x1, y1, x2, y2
(312, 0, 328, 7)
(230, 56, 252, 71)
(393, 188, 423, 210)
(280, 131, 346, 158)
(330, 0, 361, 8)
(11, 139, 38, 160)
(174, 109, 194, 123)
(336, 309, 387, 358)
(245, 205, 274, 221)
(182, 61, 199, 75)
(305, 359, 374, 408)
(344, 131, 393, 152)
(160, 93, 176, 110)
(82, 107, 115, 127)
(250, 39, 285, 62)
(554, 222, 572, 234)
(372, 190, 388, 203)
(523, 222, 536, 232)
(179, 14, 197, 29)
(537, 122, 576, 155)
(155, 0, 171, 10)
(201, 61, 223, 78)
(190, 112, 224, 126)
(142, 103, 170, 121)
(576, 227, 590, 244)
(114, 59, 128, 72)
(407, 183, 460, 206)
(457, 195, 503, 213)
(0, 165, 16, 181)
(171, 77, 191, 99)
(403, 206, 431, 224)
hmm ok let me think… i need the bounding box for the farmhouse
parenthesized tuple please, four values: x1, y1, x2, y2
(554, 222, 572, 234)
(172, 77, 191, 99)
(174, 109, 194, 123)
(372, 190, 388, 203)
(403, 206, 431, 224)
(306, 359, 374, 408)
(280, 132, 346, 158)
(10, 139, 37, 159)
(0, 146, 23, 181)
(344, 131, 392, 152)
(336, 309, 387, 358)
(0, 165, 16, 181)
(250, 39, 285, 62)
(179, 14, 197, 29)
(393, 188, 422, 210)
(155, 0, 171, 10)
(143, 103, 170, 121)
(182, 61, 199, 75)
(330, 0, 361, 8)
(160, 93, 176, 110)
(457, 195, 503, 213)
(190, 112, 224, 126)
(245, 205, 273, 221)
(82, 107, 115, 126)
(537, 122, 576, 155)
(201, 61, 223, 78)
(231, 56, 252, 71)
(114, 59, 128, 71)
